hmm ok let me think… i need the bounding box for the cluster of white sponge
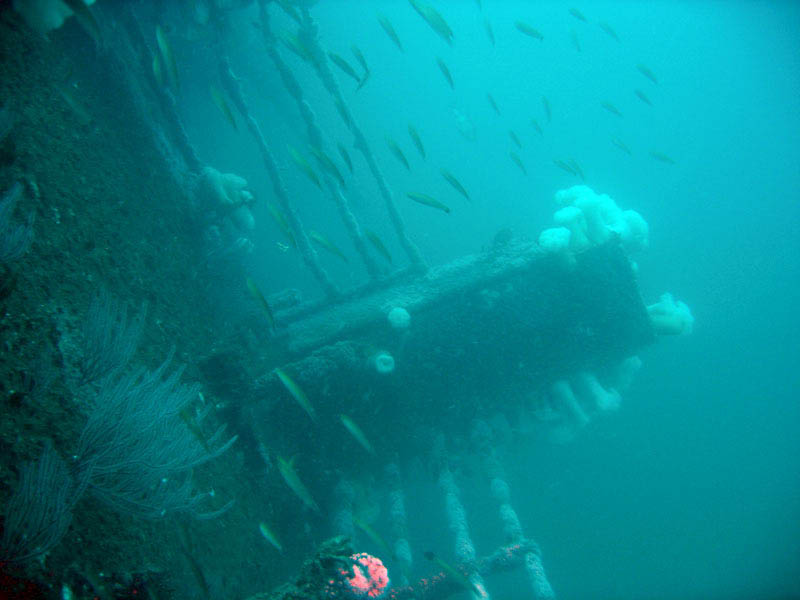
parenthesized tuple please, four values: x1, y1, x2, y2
(538, 185, 649, 256)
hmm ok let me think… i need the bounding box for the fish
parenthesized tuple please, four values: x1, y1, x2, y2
(598, 21, 619, 42)
(509, 151, 527, 175)
(406, 192, 451, 214)
(156, 25, 180, 92)
(568, 158, 585, 180)
(634, 89, 652, 106)
(568, 7, 587, 22)
(63, 0, 102, 47)
(337, 142, 354, 173)
(351, 45, 371, 90)
(509, 129, 522, 149)
(340, 414, 375, 454)
(328, 52, 362, 84)
(636, 63, 658, 84)
(179, 406, 211, 453)
(408, 0, 454, 45)
(424, 551, 483, 597)
(57, 85, 92, 126)
(649, 151, 675, 165)
(530, 118, 543, 135)
(440, 169, 470, 202)
(601, 101, 623, 117)
(542, 96, 552, 122)
(377, 15, 403, 52)
(152, 52, 164, 88)
(288, 145, 322, 189)
(310, 146, 346, 189)
(516, 21, 543, 41)
(553, 159, 577, 176)
(570, 29, 581, 52)
(484, 18, 495, 46)
(246, 277, 276, 331)
(611, 137, 632, 155)
(281, 31, 313, 63)
(277, 455, 320, 513)
(334, 97, 353, 129)
(259, 522, 283, 553)
(309, 230, 349, 263)
(275, 368, 318, 423)
(353, 516, 395, 560)
(487, 93, 501, 116)
(386, 138, 411, 171)
(266, 202, 296, 246)
(351, 45, 369, 74)
(210, 85, 237, 131)
(436, 57, 454, 90)
(408, 124, 426, 159)
(365, 229, 393, 264)
(274, 0, 301, 24)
